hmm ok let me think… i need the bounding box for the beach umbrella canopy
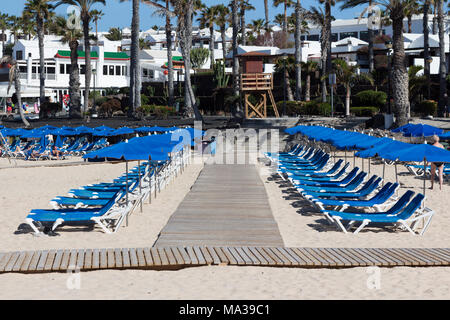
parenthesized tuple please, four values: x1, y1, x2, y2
(403, 124, 443, 137)
(439, 131, 450, 140)
(4, 128, 28, 137)
(20, 129, 46, 139)
(83, 140, 175, 161)
(355, 139, 409, 159)
(134, 126, 153, 133)
(37, 125, 58, 131)
(94, 125, 114, 131)
(92, 129, 115, 137)
(391, 123, 414, 133)
(110, 127, 135, 136)
(382, 143, 450, 163)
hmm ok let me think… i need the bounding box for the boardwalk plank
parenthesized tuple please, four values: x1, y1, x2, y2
(60, 250, 71, 271)
(290, 248, 316, 266)
(213, 247, 230, 265)
(163, 247, 177, 265)
(12, 252, 27, 272)
(4, 252, 20, 272)
(20, 252, 35, 272)
(92, 249, 100, 269)
(185, 247, 199, 265)
(150, 248, 162, 266)
(277, 248, 300, 266)
(122, 248, 131, 267)
(255, 247, 276, 265)
(0, 252, 13, 272)
(221, 247, 238, 265)
(76, 250, 85, 270)
(171, 247, 185, 265)
(228, 247, 245, 265)
(108, 249, 116, 268)
(84, 250, 93, 270)
(157, 248, 169, 265)
(199, 247, 213, 265)
(36, 251, 49, 271)
(136, 248, 146, 267)
(43, 251, 56, 271)
(193, 246, 206, 265)
(235, 247, 253, 265)
(177, 247, 192, 265)
(129, 248, 139, 267)
(99, 249, 107, 269)
(242, 247, 261, 265)
(206, 246, 221, 265)
(143, 248, 154, 266)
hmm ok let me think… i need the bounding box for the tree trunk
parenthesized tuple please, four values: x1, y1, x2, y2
(325, 1, 332, 78)
(180, 1, 202, 121)
(210, 25, 215, 69)
(166, 0, 174, 108)
(294, 0, 302, 101)
(221, 26, 227, 61)
(424, 0, 431, 99)
(437, 0, 447, 117)
(82, 16, 91, 117)
(407, 15, 412, 33)
(264, 0, 269, 31)
(2, 30, 5, 55)
(240, 6, 246, 46)
(432, 9, 437, 34)
(306, 74, 311, 101)
(345, 86, 351, 116)
(285, 68, 294, 101)
(391, 9, 409, 127)
(131, 0, 141, 117)
(232, 0, 242, 118)
(37, 17, 46, 107)
(14, 68, 30, 127)
(283, 1, 288, 33)
(69, 40, 82, 118)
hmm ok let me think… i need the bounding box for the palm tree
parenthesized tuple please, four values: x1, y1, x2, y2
(302, 61, 318, 101)
(198, 6, 217, 69)
(321, 0, 335, 103)
(424, 0, 431, 99)
(53, 16, 83, 118)
(436, 0, 446, 116)
(274, 13, 285, 29)
(55, 0, 106, 117)
(105, 27, 123, 41)
(333, 59, 374, 116)
(250, 19, 265, 37)
(307, 6, 328, 102)
(404, 0, 420, 33)
(1, 56, 30, 126)
(273, 0, 294, 33)
(20, 16, 37, 40)
(340, 0, 417, 126)
(0, 13, 10, 55)
(239, 0, 255, 46)
(90, 9, 104, 40)
(8, 16, 22, 45)
(264, 0, 270, 31)
(24, 0, 53, 109)
(213, 4, 230, 61)
(294, 0, 304, 101)
(275, 56, 295, 101)
(231, 0, 241, 118)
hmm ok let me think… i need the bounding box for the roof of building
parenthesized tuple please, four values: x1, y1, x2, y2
(55, 50, 130, 60)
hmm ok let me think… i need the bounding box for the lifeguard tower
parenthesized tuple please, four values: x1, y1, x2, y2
(238, 52, 279, 119)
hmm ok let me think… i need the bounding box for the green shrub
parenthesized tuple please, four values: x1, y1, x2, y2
(40, 102, 62, 117)
(353, 90, 387, 109)
(135, 104, 176, 119)
(141, 94, 150, 106)
(274, 101, 304, 116)
(416, 100, 437, 116)
(350, 106, 380, 116)
(98, 99, 122, 117)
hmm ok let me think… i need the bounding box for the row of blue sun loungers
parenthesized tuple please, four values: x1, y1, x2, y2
(1, 137, 109, 160)
(265, 145, 435, 235)
(24, 149, 189, 235)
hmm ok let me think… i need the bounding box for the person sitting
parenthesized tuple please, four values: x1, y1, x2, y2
(25, 146, 39, 160)
(51, 145, 61, 160)
(430, 135, 445, 190)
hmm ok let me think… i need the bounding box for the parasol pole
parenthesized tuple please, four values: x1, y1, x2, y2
(382, 161, 385, 186)
(368, 157, 371, 174)
(148, 156, 152, 204)
(125, 160, 129, 227)
(138, 160, 142, 213)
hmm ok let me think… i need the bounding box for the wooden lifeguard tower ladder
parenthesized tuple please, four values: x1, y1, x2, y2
(238, 52, 279, 119)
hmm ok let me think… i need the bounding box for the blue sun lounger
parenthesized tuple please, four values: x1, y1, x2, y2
(323, 192, 434, 235)
(312, 182, 399, 212)
(282, 160, 346, 180)
(301, 176, 382, 200)
(26, 191, 130, 234)
(292, 171, 367, 193)
(290, 167, 359, 187)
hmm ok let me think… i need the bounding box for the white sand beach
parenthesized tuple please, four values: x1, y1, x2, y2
(0, 148, 449, 300)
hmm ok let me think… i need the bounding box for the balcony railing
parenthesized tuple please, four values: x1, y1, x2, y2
(240, 73, 273, 91)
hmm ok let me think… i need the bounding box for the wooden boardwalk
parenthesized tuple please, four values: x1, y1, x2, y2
(154, 164, 285, 247)
(1, 246, 450, 274)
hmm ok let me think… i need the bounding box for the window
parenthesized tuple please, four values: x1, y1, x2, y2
(331, 33, 338, 42)
(116, 65, 121, 76)
(103, 65, 108, 75)
(60, 64, 65, 74)
(143, 68, 148, 77)
(32, 66, 36, 74)
(340, 32, 358, 39)
(109, 65, 114, 75)
(149, 70, 155, 79)
(19, 65, 27, 73)
(307, 34, 319, 41)
(122, 66, 127, 76)
(80, 64, 86, 75)
(360, 31, 369, 42)
(16, 51, 23, 60)
(46, 67, 55, 74)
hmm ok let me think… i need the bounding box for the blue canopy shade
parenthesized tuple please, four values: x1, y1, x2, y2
(92, 129, 115, 137)
(37, 125, 58, 131)
(439, 132, 450, 139)
(110, 127, 135, 136)
(382, 143, 450, 163)
(94, 125, 114, 131)
(403, 124, 444, 137)
(134, 127, 154, 133)
(3, 128, 28, 137)
(355, 139, 410, 159)
(20, 129, 46, 139)
(391, 123, 414, 133)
